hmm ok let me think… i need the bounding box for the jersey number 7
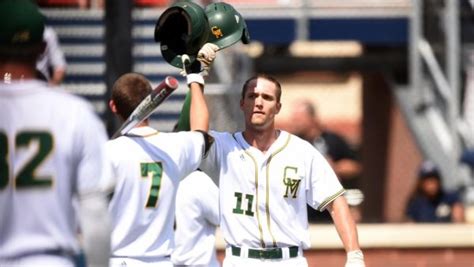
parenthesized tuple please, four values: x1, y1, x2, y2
(140, 162, 163, 208)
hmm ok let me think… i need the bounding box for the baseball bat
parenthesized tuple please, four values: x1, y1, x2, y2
(111, 76, 179, 139)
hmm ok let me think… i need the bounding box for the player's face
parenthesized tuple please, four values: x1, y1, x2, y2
(240, 77, 281, 131)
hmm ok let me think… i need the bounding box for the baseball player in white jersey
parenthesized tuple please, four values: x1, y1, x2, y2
(172, 170, 220, 267)
(197, 74, 366, 267)
(36, 26, 67, 85)
(0, 1, 111, 266)
(104, 48, 216, 266)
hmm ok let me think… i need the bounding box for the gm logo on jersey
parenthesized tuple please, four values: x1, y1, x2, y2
(283, 166, 301, 198)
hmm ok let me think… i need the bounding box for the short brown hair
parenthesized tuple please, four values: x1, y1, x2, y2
(112, 73, 152, 120)
(241, 74, 282, 102)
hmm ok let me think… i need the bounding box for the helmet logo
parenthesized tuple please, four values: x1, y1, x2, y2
(211, 26, 223, 39)
(12, 31, 31, 43)
(235, 15, 240, 23)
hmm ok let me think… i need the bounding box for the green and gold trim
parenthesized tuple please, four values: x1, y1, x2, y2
(317, 188, 345, 211)
(265, 134, 291, 247)
(125, 130, 160, 138)
(243, 149, 265, 248)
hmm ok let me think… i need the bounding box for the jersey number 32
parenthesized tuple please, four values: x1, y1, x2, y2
(0, 131, 54, 190)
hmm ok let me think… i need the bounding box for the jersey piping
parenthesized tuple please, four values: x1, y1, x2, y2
(233, 132, 292, 248)
(232, 133, 266, 248)
(124, 128, 160, 138)
(317, 188, 345, 211)
(265, 133, 291, 247)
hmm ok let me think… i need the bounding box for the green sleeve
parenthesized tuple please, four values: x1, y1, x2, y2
(175, 91, 191, 131)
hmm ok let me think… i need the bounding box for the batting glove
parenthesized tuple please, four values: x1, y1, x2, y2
(197, 43, 219, 68)
(345, 250, 366, 267)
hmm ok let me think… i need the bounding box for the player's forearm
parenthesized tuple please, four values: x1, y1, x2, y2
(328, 196, 361, 252)
(189, 82, 209, 132)
(49, 68, 66, 85)
(78, 192, 111, 267)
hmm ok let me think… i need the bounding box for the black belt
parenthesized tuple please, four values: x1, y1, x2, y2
(3, 249, 75, 260)
(231, 245, 299, 259)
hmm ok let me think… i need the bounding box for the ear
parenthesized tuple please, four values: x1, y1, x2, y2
(275, 102, 282, 114)
(239, 98, 244, 110)
(109, 99, 117, 114)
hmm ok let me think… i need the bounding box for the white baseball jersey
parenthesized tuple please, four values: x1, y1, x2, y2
(0, 80, 108, 259)
(105, 126, 206, 262)
(172, 171, 220, 267)
(36, 26, 67, 81)
(200, 130, 344, 249)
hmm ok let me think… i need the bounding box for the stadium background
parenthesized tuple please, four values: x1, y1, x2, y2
(37, 0, 474, 266)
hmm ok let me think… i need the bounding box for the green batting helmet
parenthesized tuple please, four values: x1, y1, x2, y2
(205, 2, 250, 49)
(154, 0, 209, 68)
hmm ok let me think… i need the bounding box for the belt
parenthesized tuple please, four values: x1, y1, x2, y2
(230, 245, 299, 260)
(2, 249, 76, 260)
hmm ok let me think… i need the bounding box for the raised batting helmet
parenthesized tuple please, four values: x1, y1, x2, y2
(154, 0, 209, 68)
(205, 2, 250, 49)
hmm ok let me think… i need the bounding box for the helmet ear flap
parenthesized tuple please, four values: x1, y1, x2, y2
(241, 26, 250, 44)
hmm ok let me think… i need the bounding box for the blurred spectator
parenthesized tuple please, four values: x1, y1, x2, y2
(460, 149, 474, 223)
(36, 26, 67, 85)
(290, 99, 363, 223)
(461, 149, 474, 168)
(291, 99, 362, 188)
(405, 161, 465, 223)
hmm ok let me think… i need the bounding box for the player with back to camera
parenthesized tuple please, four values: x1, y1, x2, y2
(171, 79, 220, 267)
(0, 0, 111, 266)
(103, 43, 218, 266)
(172, 170, 220, 267)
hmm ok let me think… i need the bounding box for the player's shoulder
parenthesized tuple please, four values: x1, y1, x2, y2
(8, 80, 93, 110)
(185, 170, 214, 183)
(40, 84, 93, 108)
(105, 137, 130, 161)
(284, 131, 326, 158)
(159, 130, 205, 141)
(179, 171, 217, 195)
(57, 91, 97, 117)
(284, 131, 315, 149)
(209, 130, 236, 141)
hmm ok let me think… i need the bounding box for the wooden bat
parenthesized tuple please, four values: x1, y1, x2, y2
(111, 76, 179, 139)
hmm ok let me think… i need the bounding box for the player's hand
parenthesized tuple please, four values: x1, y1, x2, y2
(345, 250, 366, 267)
(197, 43, 219, 69)
(180, 55, 205, 86)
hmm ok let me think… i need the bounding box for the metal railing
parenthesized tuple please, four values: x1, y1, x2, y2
(406, 0, 473, 190)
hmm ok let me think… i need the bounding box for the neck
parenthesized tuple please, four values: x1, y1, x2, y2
(243, 126, 279, 153)
(0, 63, 36, 83)
(137, 121, 149, 127)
